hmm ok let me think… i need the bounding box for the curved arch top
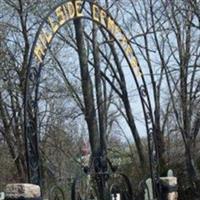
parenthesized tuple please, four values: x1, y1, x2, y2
(32, 0, 141, 76)
(24, 0, 160, 197)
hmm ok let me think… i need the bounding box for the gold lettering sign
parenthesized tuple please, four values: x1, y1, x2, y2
(39, 35, 47, 48)
(130, 57, 138, 68)
(100, 10, 107, 26)
(75, 0, 84, 17)
(34, 45, 45, 62)
(125, 45, 133, 57)
(67, 2, 75, 18)
(48, 17, 59, 33)
(55, 6, 66, 25)
(114, 24, 121, 38)
(92, 4, 100, 22)
(62, 3, 69, 17)
(107, 17, 115, 34)
(33, 0, 141, 76)
(107, 17, 120, 36)
(41, 31, 53, 44)
(120, 35, 128, 46)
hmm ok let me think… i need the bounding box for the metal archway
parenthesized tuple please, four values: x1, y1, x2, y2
(24, 0, 161, 199)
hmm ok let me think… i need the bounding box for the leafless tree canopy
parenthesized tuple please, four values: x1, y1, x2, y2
(0, 0, 199, 199)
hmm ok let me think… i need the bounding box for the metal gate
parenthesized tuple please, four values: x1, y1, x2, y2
(23, 0, 162, 199)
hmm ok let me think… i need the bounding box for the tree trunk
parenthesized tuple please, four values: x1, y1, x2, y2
(92, 20, 110, 200)
(0, 93, 26, 182)
(185, 142, 200, 195)
(74, 17, 107, 200)
(74, 18, 100, 155)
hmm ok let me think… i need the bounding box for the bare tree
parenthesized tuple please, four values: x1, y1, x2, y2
(119, 0, 200, 194)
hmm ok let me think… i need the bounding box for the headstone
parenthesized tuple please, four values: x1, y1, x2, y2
(144, 178, 153, 200)
(167, 169, 174, 177)
(0, 192, 5, 200)
(160, 177, 178, 200)
(111, 193, 120, 200)
(144, 171, 178, 200)
(5, 184, 41, 200)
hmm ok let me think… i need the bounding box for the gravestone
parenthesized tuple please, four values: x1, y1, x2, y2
(167, 169, 174, 177)
(5, 184, 41, 200)
(144, 178, 153, 200)
(160, 170, 178, 200)
(144, 170, 178, 200)
(111, 193, 120, 200)
(0, 192, 5, 200)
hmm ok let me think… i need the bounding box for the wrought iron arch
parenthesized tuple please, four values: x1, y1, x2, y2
(24, 0, 161, 198)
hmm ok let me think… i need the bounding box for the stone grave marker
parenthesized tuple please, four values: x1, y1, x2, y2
(167, 169, 174, 177)
(144, 178, 153, 200)
(5, 184, 41, 200)
(0, 192, 5, 200)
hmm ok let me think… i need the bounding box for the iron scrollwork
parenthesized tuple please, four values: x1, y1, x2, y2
(24, 64, 41, 186)
(72, 155, 133, 200)
(49, 185, 65, 200)
(24, 1, 162, 199)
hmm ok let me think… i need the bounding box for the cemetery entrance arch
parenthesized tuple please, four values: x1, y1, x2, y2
(24, 0, 161, 198)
